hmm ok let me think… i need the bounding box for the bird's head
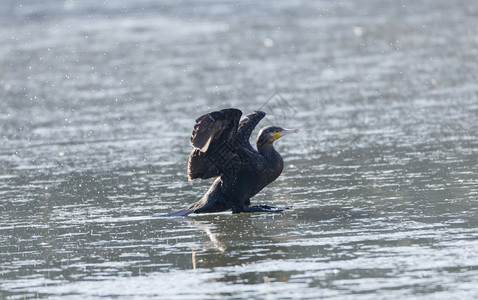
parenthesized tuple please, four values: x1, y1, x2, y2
(257, 126, 300, 146)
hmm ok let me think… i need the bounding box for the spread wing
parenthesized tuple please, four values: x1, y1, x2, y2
(187, 108, 243, 181)
(235, 111, 266, 152)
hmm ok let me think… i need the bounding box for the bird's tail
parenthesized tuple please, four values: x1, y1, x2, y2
(156, 209, 194, 218)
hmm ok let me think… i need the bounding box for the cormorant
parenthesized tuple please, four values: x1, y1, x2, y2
(164, 108, 299, 217)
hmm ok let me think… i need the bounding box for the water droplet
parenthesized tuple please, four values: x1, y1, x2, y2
(263, 38, 274, 47)
(353, 26, 363, 36)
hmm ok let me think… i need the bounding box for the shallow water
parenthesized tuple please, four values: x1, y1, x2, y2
(2, 0, 478, 298)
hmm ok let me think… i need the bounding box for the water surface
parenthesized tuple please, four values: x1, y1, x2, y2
(1, 0, 478, 298)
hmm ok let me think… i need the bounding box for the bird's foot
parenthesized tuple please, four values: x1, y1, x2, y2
(236, 205, 292, 213)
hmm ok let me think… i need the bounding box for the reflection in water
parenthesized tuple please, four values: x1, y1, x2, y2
(2, 0, 478, 298)
(189, 220, 226, 254)
(188, 218, 226, 270)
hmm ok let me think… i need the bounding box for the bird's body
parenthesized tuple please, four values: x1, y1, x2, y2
(164, 108, 298, 217)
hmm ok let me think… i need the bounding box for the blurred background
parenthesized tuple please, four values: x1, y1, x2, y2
(1, 0, 478, 298)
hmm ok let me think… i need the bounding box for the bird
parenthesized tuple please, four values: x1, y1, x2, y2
(163, 108, 299, 217)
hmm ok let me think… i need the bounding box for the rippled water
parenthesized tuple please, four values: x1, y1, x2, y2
(2, 0, 478, 298)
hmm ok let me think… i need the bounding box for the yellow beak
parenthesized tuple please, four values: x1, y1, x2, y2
(274, 128, 300, 140)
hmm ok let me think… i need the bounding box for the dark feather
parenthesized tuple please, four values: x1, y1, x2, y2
(190, 109, 242, 152)
(236, 111, 266, 151)
(187, 108, 243, 180)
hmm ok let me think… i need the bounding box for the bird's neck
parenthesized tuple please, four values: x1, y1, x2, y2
(258, 142, 283, 165)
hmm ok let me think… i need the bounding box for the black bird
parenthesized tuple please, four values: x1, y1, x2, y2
(164, 108, 299, 216)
